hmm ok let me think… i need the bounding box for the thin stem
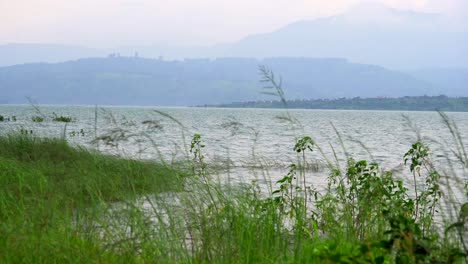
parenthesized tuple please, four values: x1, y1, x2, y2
(413, 172, 419, 220)
(303, 151, 307, 211)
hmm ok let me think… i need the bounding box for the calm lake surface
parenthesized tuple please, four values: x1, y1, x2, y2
(1, 105, 467, 190)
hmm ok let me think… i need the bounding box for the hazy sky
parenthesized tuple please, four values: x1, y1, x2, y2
(1, 0, 466, 47)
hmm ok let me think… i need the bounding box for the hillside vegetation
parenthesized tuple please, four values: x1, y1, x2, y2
(0, 57, 438, 106)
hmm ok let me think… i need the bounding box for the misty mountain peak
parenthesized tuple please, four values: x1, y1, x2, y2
(275, 2, 441, 37)
(338, 2, 439, 29)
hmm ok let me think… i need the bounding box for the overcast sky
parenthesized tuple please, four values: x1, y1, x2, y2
(1, 0, 466, 47)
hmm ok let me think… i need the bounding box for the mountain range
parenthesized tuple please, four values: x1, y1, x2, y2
(0, 56, 465, 106)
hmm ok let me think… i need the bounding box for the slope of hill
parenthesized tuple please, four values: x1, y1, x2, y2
(0, 43, 107, 67)
(217, 4, 468, 69)
(0, 57, 436, 106)
(407, 68, 468, 97)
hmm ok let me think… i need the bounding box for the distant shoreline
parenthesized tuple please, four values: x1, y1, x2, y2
(2, 95, 468, 113)
(197, 95, 468, 112)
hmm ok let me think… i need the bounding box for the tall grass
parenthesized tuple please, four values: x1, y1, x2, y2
(1, 129, 466, 263)
(0, 134, 186, 262)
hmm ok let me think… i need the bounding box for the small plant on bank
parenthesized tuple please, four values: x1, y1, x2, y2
(272, 163, 298, 216)
(32, 116, 44, 122)
(19, 129, 33, 135)
(270, 136, 316, 220)
(68, 129, 85, 137)
(294, 136, 315, 210)
(404, 142, 442, 233)
(190, 133, 218, 208)
(52, 112, 72, 122)
(0, 115, 16, 122)
(53, 116, 72, 122)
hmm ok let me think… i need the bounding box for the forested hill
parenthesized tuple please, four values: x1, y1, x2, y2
(203, 96, 468, 112)
(0, 57, 446, 106)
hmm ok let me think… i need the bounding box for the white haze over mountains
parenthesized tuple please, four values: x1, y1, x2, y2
(1, 0, 467, 45)
(0, 2, 466, 69)
(211, 3, 468, 69)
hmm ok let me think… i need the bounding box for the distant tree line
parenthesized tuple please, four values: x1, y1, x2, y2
(204, 95, 468, 112)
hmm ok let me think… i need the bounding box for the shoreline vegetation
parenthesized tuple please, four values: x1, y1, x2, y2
(199, 95, 468, 112)
(1, 68, 467, 263)
(1, 126, 467, 262)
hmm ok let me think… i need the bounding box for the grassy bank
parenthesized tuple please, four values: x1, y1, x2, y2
(0, 133, 467, 263)
(0, 134, 186, 262)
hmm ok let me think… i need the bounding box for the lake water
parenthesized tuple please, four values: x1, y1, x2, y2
(1, 105, 467, 192)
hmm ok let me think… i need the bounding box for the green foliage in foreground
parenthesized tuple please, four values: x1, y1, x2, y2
(209, 95, 468, 112)
(0, 134, 467, 263)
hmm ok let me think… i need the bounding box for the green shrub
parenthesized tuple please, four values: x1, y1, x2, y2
(51, 112, 73, 122)
(52, 116, 72, 122)
(31, 116, 44, 122)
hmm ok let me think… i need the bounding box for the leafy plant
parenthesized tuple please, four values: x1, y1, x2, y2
(272, 164, 298, 216)
(190, 133, 217, 208)
(404, 142, 441, 233)
(294, 136, 315, 210)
